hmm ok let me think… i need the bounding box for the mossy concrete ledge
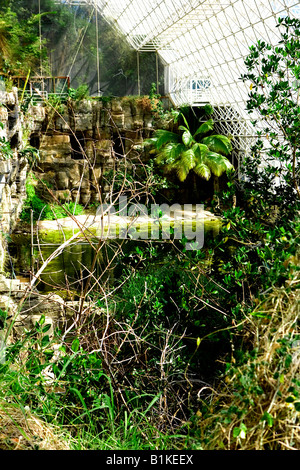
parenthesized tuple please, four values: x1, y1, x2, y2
(35, 209, 222, 240)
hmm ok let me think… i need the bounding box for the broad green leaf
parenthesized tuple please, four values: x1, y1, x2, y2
(155, 143, 185, 165)
(194, 162, 211, 180)
(71, 337, 80, 353)
(181, 149, 196, 170)
(182, 130, 193, 147)
(205, 152, 234, 177)
(170, 143, 186, 161)
(41, 335, 50, 348)
(180, 112, 190, 129)
(155, 151, 167, 164)
(233, 423, 247, 439)
(261, 412, 273, 427)
(175, 162, 189, 182)
(154, 130, 180, 150)
(202, 135, 232, 155)
(42, 324, 52, 333)
(294, 402, 300, 412)
(240, 423, 247, 439)
(286, 396, 295, 403)
(143, 137, 157, 148)
(193, 119, 214, 138)
(193, 143, 209, 161)
(43, 349, 54, 356)
(171, 109, 181, 122)
(155, 143, 175, 162)
(279, 374, 284, 384)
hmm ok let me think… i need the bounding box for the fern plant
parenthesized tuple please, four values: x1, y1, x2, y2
(145, 113, 233, 182)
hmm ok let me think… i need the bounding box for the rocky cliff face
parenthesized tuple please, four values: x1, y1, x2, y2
(0, 92, 160, 271)
(28, 96, 155, 206)
(0, 91, 160, 336)
(0, 88, 28, 272)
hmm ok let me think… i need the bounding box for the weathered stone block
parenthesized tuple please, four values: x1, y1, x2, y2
(19, 294, 65, 329)
(96, 153, 113, 167)
(6, 90, 17, 107)
(144, 114, 153, 129)
(0, 276, 22, 292)
(95, 139, 112, 151)
(0, 295, 17, 313)
(53, 189, 72, 203)
(10, 182, 17, 197)
(55, 112, 70, 132)
(133, 119, 144, 130)
(41, 134, 70, 147)
(80, 193, 91, 205)
(28, 105, 45, 123)
(72, 99, 93, 114)
(0, 107, 8, 122)
(90, 167, 102, 181)
(111, 99, 123, 113)
(111, 113, 125, 128)
(68, 164, 81, 188)
(101, 158, 115, 171)
(80, 178, 90, 190)
(57, 171, 69, 190)
(91, 192, 101, 203)
(74, 114, 93, 131)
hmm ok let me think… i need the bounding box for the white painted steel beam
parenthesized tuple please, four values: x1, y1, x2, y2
(58, 0, 300, 156)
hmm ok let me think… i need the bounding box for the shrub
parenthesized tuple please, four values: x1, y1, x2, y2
(21, 176, 83, 221)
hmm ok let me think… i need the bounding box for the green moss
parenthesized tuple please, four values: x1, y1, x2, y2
(20, 176, 84, 222)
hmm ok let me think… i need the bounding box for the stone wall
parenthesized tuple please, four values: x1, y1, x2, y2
(0, 88, 28, 272)
(0, 276, 89, 342)
(0, 92, 158, 271)
(28, 96, 155, 206)
(0, 92, 160, 338)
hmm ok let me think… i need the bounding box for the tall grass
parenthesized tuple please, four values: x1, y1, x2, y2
(0, 312, 190, 450)
(195, 278, 300, 450)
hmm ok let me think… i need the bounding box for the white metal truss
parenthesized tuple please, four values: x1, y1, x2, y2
(60, 0, 300, 157)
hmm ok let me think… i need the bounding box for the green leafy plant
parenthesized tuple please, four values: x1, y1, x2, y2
(241, 15, 300, 201)
(148, 82, 164, 117)
(145, 113, 233, 182)
(0, 6, 48, 76)
(195, 283, 300, 450)
(20, 174, 83, 221)
(19, 146, 40, 166)
(68, 84, 89, 101)
(46, 93, 67, 115)
(0, 136, 13, 160)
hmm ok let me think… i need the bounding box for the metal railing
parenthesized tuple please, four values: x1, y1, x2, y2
(0, 75, 70, 102)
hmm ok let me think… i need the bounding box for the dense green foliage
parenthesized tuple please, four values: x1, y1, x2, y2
(0, 0, 164, 95)
(145, 112, 233, 182)
(0, 4, 48, 76)
(21, 174, 83, 222)
(241, 15, 300, 202)
(0, 123, 13, 159)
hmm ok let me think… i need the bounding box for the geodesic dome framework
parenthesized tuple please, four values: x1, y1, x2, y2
(62, 0, 300, 164)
